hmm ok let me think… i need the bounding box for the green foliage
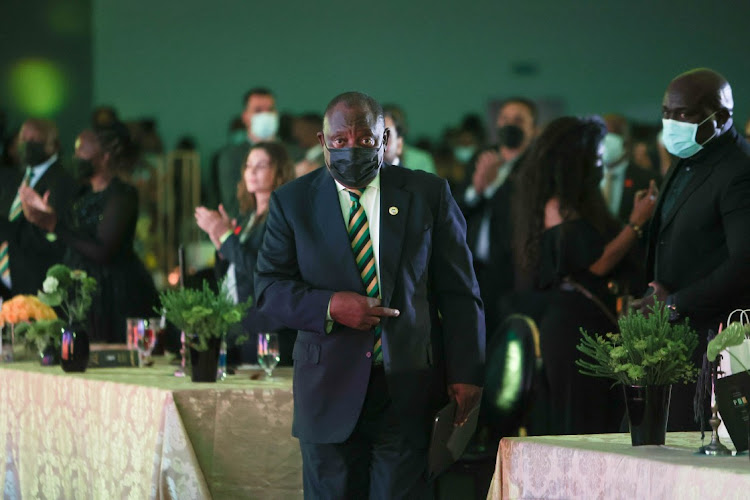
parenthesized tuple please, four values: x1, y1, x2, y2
(38, 265, 97, 327)
(15, 319, 65, 352)
(159, 279, 251, 351)
(707, 321, 750, 372)
(576, 300, 699, 386)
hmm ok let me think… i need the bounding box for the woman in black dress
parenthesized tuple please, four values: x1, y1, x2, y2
(510, 116, 658, 435)
(195, 142, 294, 364)
(20, 123, 158, 343)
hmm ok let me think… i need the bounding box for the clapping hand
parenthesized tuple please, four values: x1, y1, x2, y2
(471, 150, 501, 194)
(19, 185, 57, 232)
(631, 281, 670, 316)
(195, 204, 235, 249)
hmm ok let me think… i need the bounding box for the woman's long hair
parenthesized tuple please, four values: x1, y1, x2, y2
(93, 121, 138, 175)
(512, 115, 619, 275)
(236, 142, 294, 216)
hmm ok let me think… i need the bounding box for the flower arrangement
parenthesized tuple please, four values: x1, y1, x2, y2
(576, 301, 699, 386)
(0, 295, 57, 326)
(38, 264, 97, 328)
(159, 279, 250, 351)
(0, 295, 63, 354)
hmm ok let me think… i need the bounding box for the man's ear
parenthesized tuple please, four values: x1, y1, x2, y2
(383, 128, 391, 149)
(716, 108, 731, 129)
(316, 131, 326, 148)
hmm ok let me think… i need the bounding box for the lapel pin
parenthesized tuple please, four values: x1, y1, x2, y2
(388, 206, 399, 216)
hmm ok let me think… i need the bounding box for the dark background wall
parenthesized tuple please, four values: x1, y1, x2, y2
(3, 0, 748, 166)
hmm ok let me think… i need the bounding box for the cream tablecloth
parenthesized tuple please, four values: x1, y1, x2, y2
(0, 361, 301, 499)
(488, 432, 750, 499)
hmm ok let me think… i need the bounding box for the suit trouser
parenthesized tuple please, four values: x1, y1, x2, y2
(299, 366, 433, 500)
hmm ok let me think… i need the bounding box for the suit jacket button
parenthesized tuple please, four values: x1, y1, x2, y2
(366, 352, 372, 358)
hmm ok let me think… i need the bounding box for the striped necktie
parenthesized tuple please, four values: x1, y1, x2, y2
(347, 188, 382, 363)
(1, 168, 32, 285)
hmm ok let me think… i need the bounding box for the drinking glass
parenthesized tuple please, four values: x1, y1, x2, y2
(257, 332, 280, 379)
(134, 318, 156, 367)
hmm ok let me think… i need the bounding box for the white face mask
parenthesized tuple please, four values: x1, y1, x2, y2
(601, 133, 625, 167)
(250, 112, 279, 141)
(661, 112, 717, 159)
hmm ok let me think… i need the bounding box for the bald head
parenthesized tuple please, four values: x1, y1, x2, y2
(669, 68, 733, 114)
(663, 68, 734, 142)
(324, 92, 384, 130)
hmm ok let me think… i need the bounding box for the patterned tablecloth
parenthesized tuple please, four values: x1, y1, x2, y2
(488, 432, 750, 499)
(0, 359, 301, 499)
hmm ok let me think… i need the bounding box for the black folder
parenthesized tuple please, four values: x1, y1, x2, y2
(427, 398, 481, 479)
(715, 371, 750, 452)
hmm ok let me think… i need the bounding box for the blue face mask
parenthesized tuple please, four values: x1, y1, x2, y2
(661, 112, 717, 158)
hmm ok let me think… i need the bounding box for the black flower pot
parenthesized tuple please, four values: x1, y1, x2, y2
(60, 327, 90, 373)
(623, 384, 672, 446)
(189, 337, 221, 383)
(39, 342, 60, 366)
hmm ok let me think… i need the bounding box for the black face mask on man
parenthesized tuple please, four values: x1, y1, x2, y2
(20, 141, 48, 166)
(325, 144, 382, 188)
(497, 125, 525, 149)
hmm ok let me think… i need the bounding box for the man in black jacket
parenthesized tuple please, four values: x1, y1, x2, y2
(640, 68, 750, 430)
(0, 118, 75, 299)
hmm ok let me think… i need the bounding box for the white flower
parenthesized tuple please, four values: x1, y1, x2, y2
(42, 277, 59, 294)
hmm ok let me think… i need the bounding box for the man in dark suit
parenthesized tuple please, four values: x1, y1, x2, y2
(460, 97, 538, 334)
(255, 92, 485, 499)
(213, 88, 278, 218)
(639, 68, 750, 430)
(0, 118, 75, 299)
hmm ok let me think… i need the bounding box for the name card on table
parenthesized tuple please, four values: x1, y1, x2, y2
(88, 345, 138, 368)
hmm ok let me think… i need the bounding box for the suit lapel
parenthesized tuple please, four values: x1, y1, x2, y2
(310, 169, 365, 294)
(378, 166, 410, 307)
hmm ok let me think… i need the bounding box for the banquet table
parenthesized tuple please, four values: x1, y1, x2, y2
(0, 358, 302, 499)
(487, 432, 750, 499)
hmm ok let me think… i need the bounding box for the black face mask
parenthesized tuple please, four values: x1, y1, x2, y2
(74, 158, 95, 179)
(326, 145, 382, 188)
(20, 140, 48, 166)
(497, 125, 525, 149)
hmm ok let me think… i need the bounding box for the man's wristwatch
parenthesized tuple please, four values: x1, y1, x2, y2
(665, 295, 680, 322)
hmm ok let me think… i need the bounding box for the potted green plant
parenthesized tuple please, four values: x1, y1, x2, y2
(38, 264, 98, 372)
(159, 279, 250, 382)
(576, 301, 699, 445)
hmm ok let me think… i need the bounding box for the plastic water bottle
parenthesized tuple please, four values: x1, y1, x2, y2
(217, 338, 227, 381)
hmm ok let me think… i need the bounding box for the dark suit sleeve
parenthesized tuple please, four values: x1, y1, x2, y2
(673, 169, 750, 317)
(430, 179, 486, 386)
(254, 191, 334, 334)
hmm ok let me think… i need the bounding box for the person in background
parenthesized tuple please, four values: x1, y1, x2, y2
(292, 113, 325, 178)
(215, 88, 278, 218)
(510, 115, 657, 435)
(195, 142, 295, 365)
(382, 104, 437, 174)
(0, 118, 75, 300)
(460, 97, 539, 335)
(637, 68, 750, 431)
(19, 123, 159, 343)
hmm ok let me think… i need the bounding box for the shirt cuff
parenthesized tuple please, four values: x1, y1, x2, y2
(218, 230, 233, 245)
(325, 298, 334, 334)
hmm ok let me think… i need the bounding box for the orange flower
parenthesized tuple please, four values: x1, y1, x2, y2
(0, 295, 57, 326)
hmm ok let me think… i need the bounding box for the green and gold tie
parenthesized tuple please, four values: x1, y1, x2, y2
(1, 168, 32, 284)
(347, 188, 382, 363)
